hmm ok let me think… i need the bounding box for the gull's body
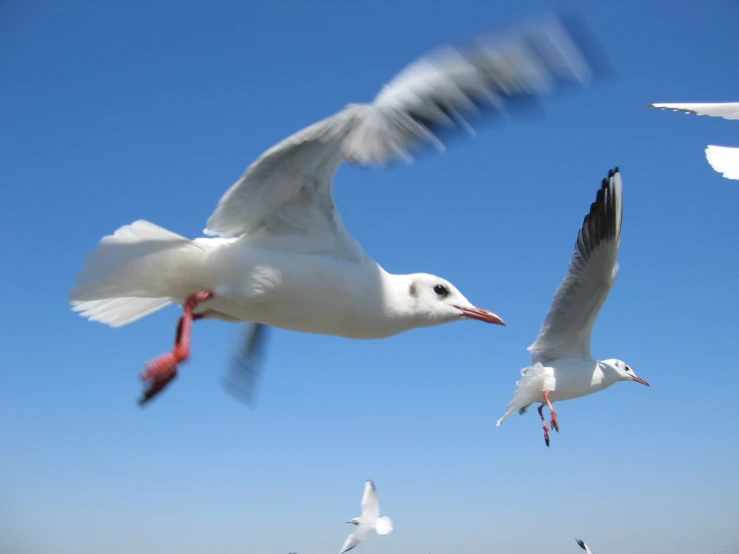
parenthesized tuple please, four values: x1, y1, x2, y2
(179, 238, 436, 340)
(649, 102, 739, 180)
(69, 15, 599, 405)
(339, 480, 393, 554)
(496, 168, 649, 446)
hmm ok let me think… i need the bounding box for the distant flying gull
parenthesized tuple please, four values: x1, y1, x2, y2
(70, 14, 603, 406)
(648, 102, 739, 180)
(495, 168, 650, 446)
(576, 538, 594, 554)
(338, 480, 393, 554)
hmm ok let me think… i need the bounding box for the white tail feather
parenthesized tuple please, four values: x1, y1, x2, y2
(374, 516, 393, 536)
(496, 362, 550, 426)
(70, 221, 209, 325)
(71, 297, 173, 327)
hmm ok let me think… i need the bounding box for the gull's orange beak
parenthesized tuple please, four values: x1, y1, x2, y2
(455, 306, 506, 326)
(631, 375, 650, 387)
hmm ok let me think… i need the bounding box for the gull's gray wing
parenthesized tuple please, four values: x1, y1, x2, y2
(528, 168, 623, 365)
(338, 527, 370, 554)
(361, 480, 380, 520)
(648, 102, 739, 120)
(204, 15, 605, 260)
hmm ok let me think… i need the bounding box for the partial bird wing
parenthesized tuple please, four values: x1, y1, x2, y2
(338, 527, 370, 554)
(528, 168, 623, 365)
(361, 480, 380, 520)
(648, 102, 739, 120)
(576, 538, 594, 554)
(706, 145, 739, 180)
(223, 323, 270, 407)
(204, 14, 602, 259)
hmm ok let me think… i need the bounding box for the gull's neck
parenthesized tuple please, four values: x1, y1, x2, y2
(595, 360, 621, 387)
(377, 269, 418, 325)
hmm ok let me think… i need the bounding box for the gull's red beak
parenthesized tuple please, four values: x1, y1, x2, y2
(631, 375, 650, 387)
(455, 306, 506, 326)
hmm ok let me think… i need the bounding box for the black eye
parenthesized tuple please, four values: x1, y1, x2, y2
(433, 284, 449, 297)
(625, 366, 631, 372)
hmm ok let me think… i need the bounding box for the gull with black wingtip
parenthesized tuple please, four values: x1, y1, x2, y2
(68, 15, 604, 406)
(338, 480, 393, 554)
(496, 168, 649, 446)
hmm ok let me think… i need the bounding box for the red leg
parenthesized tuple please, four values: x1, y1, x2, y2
(138, 291, 213, 406)
(174, 312, 206, 345)
(537, 404, 550, 447)
(544, 390, 559, 433)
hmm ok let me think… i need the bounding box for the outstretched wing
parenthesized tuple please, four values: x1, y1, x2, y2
(361, 480, 380, 520)
(204, 15, 604, 259)
(528, 168, 623, 365)
(338, 528, 369, 554)
(648, 102, 739, 120)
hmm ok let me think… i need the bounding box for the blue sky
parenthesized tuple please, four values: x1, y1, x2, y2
(1, 0, 738, 553)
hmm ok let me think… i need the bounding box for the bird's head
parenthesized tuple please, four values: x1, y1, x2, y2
(399, 273, 505, 328)
(602, 358, 650, 387)
(346, 518, 361, 525)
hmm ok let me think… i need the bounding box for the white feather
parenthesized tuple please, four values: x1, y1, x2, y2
(649, 102, 739, 120)
(71, 297, 172, 327)
(496, 363, 552, 426)
(70, 220, 209, 315)
(705, 145, 739, 180)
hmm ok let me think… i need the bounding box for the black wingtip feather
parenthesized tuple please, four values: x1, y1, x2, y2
(576, 539, 586, 550)
(382, 15, 613, 169)
(574, 166, 622, 260)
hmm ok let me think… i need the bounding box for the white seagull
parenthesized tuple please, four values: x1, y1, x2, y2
(648, 102, 739, 180)
(69, 15, 600, 406)
(338, 480, 393, 554)
(576, 538, 594, 554)
(495, 168, 650, 446)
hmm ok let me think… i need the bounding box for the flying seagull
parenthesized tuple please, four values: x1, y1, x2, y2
(648, 102, 739, 180)
(495, 168, 649, 446)
(338, 480, 393, 554)
(70, 14, 603, 406)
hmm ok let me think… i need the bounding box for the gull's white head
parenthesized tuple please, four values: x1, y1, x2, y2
(400, 273, 505, 328)
(601, 358, 650, 387)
